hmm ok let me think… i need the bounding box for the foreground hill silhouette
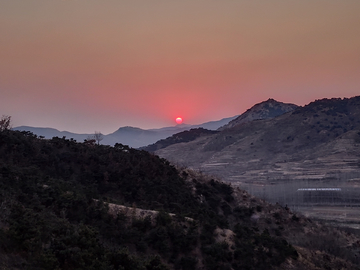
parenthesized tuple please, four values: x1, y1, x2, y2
(0, 129, 360, 269)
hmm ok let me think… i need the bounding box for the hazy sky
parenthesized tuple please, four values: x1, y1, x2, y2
(1, 1, 360, 133)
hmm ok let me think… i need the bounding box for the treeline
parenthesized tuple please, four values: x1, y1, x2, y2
(0, 129, 301, 269)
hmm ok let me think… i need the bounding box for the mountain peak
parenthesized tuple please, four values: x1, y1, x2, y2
(218, 99, 298, 130)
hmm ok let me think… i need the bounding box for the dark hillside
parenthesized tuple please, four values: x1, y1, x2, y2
(0, 130, 296, 269)
(0, 129, 359, 269)
(141, 128, 218, 152)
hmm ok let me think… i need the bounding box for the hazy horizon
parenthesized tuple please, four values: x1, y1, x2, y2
(1, 1, 359, 133)
(13, 117, 228, 134)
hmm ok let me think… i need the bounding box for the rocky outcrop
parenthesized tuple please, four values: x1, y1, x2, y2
(218, 98, 298, 130)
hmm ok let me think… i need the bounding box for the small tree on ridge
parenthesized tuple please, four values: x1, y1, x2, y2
(94, 131, 104, 145)
(0, 115, 12, 132)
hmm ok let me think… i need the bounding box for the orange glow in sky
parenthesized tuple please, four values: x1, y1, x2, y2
(1, 1, 360, 133)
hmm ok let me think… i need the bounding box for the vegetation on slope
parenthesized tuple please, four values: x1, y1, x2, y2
(0, 127, 359, 269)
(141, 128, 218, 152)
(0, 129, 299, 269)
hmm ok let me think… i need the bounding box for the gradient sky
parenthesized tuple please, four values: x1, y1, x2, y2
(1, 0, 360, 134)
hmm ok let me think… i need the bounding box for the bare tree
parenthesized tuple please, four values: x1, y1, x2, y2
(0, 115, 11, 132)
(94, 131, 104, 145)
(84, 131, 104, 145)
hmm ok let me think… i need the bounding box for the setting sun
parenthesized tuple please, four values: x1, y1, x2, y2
(175, 117, 183, 124)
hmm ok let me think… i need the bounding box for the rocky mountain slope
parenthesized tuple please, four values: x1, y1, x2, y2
(218, 98, 298, 130)
(1, 128, 360, 269)
(155, 97, 360, 209)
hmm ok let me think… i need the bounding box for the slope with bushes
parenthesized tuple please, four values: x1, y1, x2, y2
(0, 129, 359, 269)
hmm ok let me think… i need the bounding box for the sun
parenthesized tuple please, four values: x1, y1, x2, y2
(175, 117, 183, 124)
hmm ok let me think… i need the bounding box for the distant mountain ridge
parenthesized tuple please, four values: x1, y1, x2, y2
(12, 126, 93, 142)
(13, 115, 238, 148)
